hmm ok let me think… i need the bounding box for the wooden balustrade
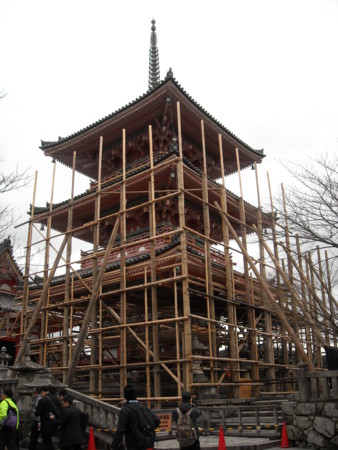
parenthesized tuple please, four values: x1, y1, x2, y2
(297, 362, 338, 402)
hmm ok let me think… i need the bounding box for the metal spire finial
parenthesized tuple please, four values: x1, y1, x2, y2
(148, 19, 160, 91)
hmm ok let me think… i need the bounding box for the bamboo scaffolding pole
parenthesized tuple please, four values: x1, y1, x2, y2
(201, 120, 216, 384)
(267, 173, 289, 379)
(21, 171, 38, 336)
(296, 235, 313, 367)
(281, 183, 301, 364)
(325, 250, 337, 345)
(69, 275, 74, 362)
(144, 270, 151, 408)
(316, 247, 330, 342)
(236, 149, 259, 396)
(307, 252, 322, 367)
(174, 268, 182, 399)
(148, 125, 160, 406)
(177, 101, 192, 391)
(63, 151, 76, 382)
(119, 129, 127, 394)
(215, 200, 313, 369)
(41, 161, 56, 365)
(218, 135, 239, 396)
(255, 163, 275, 391)
(98, 285, 103, 398)
(90, 136, 103, 393)
(65, 214, 120, 386)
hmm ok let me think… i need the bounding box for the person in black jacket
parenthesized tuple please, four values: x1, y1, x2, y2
(172, 391, 201, 450)
(34, 386, 62, 450)
(111, 384, 160, 450)
(55, 395, 86, 450)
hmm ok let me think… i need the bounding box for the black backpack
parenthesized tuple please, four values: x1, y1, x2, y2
(126, 403, 157, 449)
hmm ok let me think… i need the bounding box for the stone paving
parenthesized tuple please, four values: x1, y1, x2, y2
(155, 434, 314, 450)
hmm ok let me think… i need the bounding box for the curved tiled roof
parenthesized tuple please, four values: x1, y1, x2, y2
(29, 236, 181, 289)
(40, 73, 264, 157)
(0, 293, 22, 312)
(31, 147, 265, 220)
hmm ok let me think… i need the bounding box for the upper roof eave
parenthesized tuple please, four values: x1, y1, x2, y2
(40, 75, 264, 159)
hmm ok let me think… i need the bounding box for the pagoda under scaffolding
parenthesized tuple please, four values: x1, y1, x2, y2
(3, 21, 336, 406)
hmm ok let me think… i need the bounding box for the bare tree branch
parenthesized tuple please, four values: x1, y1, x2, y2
(0, 159, 33, 240)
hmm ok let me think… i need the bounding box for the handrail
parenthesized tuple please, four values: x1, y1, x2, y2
(297, 363, 338, 402)
(67, 388, 120, 432)
(199, 404, 282, 432)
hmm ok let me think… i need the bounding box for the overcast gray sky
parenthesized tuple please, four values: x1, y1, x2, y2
(1, 0, 337, 262)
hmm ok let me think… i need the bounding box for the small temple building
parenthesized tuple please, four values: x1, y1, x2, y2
(3, 21, 333, 406)
(0, 237, 22, 360)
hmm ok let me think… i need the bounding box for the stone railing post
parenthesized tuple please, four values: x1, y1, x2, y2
(0, 346, 12, 369)
(297, 362, 311, 402)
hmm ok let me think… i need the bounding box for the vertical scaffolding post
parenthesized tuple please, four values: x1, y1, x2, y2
(317, 247, 330, 344)
(267, 173, 289, 389)
(120, 130, 127, 394)
(174, 268, 182, 399)
(148, 124, 160, 407)
(325, 251, 336, 345)
(41, 161, 56, 366)
(98, 284, 103, 398)
(176, 101, 192, 391)
(201, 120, 216, 384)
(144, 269, 151, 408)
(254, 163, 275, 392)
(90, 136, 103, 393)
(218, 135, 239, 397)
(308, 252, 321, 368)
(282, 184, 301, 364)
(63, 151, 76, 383)
(22, 171, 38, 336)
(236, 148, 259, 397)
(296, 235, 312, 367)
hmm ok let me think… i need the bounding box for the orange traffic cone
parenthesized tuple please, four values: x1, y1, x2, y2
(88, 426, 97, 450)
(218, 425, 227, 450)
(280, 421, 290, 448)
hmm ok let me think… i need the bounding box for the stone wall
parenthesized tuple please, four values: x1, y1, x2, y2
(282, 401, 338, 449)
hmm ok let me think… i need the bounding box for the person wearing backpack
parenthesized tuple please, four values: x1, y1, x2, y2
(172, 391, 201, 450)
(34, 386, 62, 450)
(0, 388, 19, 450)
(110, 384, 160, 450)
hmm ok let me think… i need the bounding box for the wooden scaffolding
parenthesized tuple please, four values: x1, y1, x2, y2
(5, 78, 336, 407)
